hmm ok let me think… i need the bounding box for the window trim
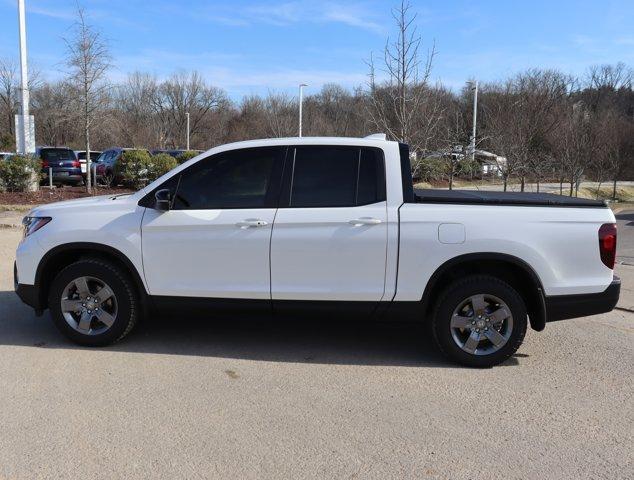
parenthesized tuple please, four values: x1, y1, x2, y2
(278, 145, 386, 209)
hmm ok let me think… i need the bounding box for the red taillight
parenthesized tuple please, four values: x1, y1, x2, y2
(42, 160, 49, 168)
(72, 160, 80, 168)
(599, 223, 617, 269)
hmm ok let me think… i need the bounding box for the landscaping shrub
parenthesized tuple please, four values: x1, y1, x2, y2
(116, 149, 153, 189)
(149, 153, 178, 182)
(176, 150, 199, 164)
(0, 155, 41, 192)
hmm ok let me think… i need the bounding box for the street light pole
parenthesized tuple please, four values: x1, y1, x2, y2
(298, 83, 307, 137)
(469, 80, 478, 162)
(17, 0, 30, 154)
(185, 112, 190, 150)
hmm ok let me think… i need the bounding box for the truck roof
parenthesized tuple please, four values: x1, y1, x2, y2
(213, 135, 395, 152)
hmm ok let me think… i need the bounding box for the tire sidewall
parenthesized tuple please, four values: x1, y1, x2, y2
(433, 276, 527, 368)
(48, 261, 135, 346)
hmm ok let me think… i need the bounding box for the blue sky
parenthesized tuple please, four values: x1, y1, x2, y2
(1, 0, 633, 99)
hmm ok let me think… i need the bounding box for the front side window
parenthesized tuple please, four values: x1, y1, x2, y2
(170, 146, 284, 210)
(289, 146, 385, 208)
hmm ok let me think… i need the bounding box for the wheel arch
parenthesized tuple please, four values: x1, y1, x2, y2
(35, 242, 148, 311)
(420, 252, 547, 331)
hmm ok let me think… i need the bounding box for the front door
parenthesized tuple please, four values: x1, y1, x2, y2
(141, 146, 285, 299)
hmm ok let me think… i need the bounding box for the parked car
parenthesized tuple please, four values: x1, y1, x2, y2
(14, 135, 620, 367)
(36, 146, 82, 186)
(153, 149, 204, 157)
(94, 147, 149, 186)
(75, 150, 102, 180)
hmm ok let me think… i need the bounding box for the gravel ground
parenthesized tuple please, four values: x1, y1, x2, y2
(0, 229, 632, 479)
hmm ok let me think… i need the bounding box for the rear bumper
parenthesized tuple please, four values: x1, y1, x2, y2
(545, 277, 621, 322)
(42, 168, 83, 184)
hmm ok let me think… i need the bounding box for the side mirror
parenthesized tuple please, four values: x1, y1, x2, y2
(154, 189, 171, 211)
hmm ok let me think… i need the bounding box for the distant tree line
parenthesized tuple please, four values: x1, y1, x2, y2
(0, 1, 633, 197)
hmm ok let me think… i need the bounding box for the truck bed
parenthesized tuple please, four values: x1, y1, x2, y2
(414, 189, 607, 208)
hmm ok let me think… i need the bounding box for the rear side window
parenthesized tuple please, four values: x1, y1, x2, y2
(288, 146, 385, 208)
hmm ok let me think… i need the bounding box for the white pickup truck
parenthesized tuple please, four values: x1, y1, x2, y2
(14, 135, 620, 367)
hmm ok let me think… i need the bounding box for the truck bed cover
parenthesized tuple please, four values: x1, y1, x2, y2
(414, 189, 607, 208)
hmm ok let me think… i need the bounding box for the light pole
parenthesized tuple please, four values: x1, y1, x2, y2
(185, 112, 190, 150)
(17, 0, 31, 154)
(298, 83, 307, 137)
(468, 80, 478, 162)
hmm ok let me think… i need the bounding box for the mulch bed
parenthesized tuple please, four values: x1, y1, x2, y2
(0, 186, 135, 206)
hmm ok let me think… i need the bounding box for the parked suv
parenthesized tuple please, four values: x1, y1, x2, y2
(36, 147, 82, 186)
(75, 150, 102, 180)
(151, 149, 203, 158)
(94, 148, 150, 186)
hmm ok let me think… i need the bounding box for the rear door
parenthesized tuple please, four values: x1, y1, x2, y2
(270, 145, 388, 305)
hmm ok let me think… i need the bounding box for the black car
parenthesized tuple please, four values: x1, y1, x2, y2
(37, 147, 82, 186)
(151, 149, 186, 158)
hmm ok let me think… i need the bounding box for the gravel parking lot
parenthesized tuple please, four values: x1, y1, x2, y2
(0, 227, 632, 479)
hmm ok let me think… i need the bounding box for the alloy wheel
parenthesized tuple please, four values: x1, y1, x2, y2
(450, 294, 514, 356)
(60, 276, 118, 335)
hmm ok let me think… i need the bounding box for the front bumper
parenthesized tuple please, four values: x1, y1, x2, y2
(14, 261, 42, 312)
(545, 276, 621, 322)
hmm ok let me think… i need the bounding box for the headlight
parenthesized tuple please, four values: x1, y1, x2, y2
(22, 216, 51, 238)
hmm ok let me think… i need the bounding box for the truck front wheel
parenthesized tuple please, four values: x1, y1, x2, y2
(48, 258, 139, 346)
(431, 275, 527, 368)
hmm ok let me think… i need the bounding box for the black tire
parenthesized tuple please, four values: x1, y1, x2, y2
(431, 275, 527, 368)
(48, 258, 138, 346)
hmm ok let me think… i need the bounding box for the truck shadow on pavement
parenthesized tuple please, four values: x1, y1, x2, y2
(0, 291, 521, 368)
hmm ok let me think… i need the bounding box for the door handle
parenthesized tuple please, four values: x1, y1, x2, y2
(236, 219, 268, 228)
(348, 217, 382, 226)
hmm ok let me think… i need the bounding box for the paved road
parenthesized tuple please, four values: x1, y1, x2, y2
(0, 229, 632, 479)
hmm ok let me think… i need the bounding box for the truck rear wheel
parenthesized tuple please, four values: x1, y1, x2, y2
(431, 275, 527, 368)
(48, 258, 138, 346)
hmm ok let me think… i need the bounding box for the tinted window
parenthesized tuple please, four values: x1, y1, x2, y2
(40, 149, 75, 162)
(171, 147, 283, 210)
(357, 147, 385, 206)
(289, 146, 385, 208)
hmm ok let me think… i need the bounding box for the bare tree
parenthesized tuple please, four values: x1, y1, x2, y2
(598, 110, 634, 200)
(481, 70, 571, 191)
(64, 6, 111, 192)
(31, 81, 78, 146)
(366, 1, 439, 155)
(150, 72, 227, 149)
(0, 59, 18, 145)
